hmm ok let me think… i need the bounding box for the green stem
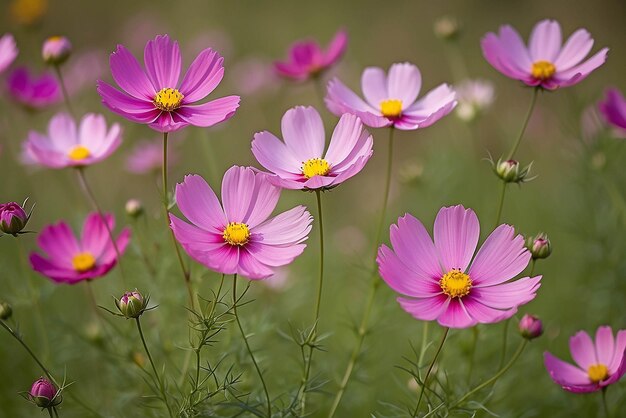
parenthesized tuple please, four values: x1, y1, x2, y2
(467, 327, 479, 385)
(601, 387, 610, 418)
(418, 322, 430, 366)
(529, 259, 536, 276)
(135, 317, 174, 418)
(412, 327, 449, 417)
(232, 275, 271, 417)
(0, 320, 56, 384)
(450, 340, 527, 409)
(53, 65, 74, 117)
(312, 75, 326, 109)
(53, 406, 60, 418)
(494, 181, 507, 228)
(327, 126, 395, 418)
(498, 318, 510, 369)
(506, 88, 539, 160)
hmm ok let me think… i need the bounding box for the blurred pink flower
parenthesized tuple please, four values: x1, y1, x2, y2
(24, 112, 121, 168)
(544, 326, 626, 393)
(65, 50, 106, 95)
(326, 62, 456, 130)
(0, 33, 18, 73)
(97, 34, 240, 133)
(481, 19, 608, 90)
(170, 167, 312, 279)
(231, 57, 278, 97)
(126, 139, 178, 174)
(7, 67, 60, 109)
(252, 106, 373, 190)
(598, 88, 626, 132)
(377, 205, 541, 328)
(30, 213, 130, 284)
(275, 30, 347, 81)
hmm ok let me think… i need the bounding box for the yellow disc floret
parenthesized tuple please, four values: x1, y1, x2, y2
(154, 88, 184, 111)
(531, 60, 556, 80)
(68, 145, 91, 161)
(72, 252, 96, 272)
(440, 269, 472, 298)
(223, 222, 250, 246)
(380, 99, 403, 118)
(302, 158, 330, 179)
(587, 364, 609, 383)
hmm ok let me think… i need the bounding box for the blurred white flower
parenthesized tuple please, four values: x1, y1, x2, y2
(455, 79, 495, 122)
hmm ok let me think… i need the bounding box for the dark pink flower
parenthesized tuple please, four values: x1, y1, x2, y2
(7, 66, 60, 109)
(599, 88, 626, 132)
(29, 377, 61, 408)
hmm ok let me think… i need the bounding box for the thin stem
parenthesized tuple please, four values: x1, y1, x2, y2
(135, 317, 174, 418)
(529, 259, 536, 276)
(232, 275, 271, 417)
(494, 181, 507, 228)
(327, 126, 395, 418)
(450, 340, 527, 409)
(0, 320, 56, 384)
(53, 65, 74, 117)
(498, 318, 510, 369)
(467, 327, 479, 385)
(418, 322, 430, 366)
(412, 327, 449, 417)
(53, 407, 60, 418)
(161, 132, 196, 310)
(506, 88, 539, 160)
(312, 75, 326, 109)
(48, 408, 54, 418)
(601, 387, 610, 418)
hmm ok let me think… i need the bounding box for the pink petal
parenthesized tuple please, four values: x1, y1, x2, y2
(221, 166, 258, 224)
(143, 35, 181, 90)
(397, 295, 449, 321)
(179, 48, 224, 103)
(553, 48, 609, 88)
(109, 44, 155, 100)
(554, 29, 594, 70)
(81, 213, 113, 257)
(529, 19, 562, 62)
(544, 352, 594, 388)
(237, 249, 275, 279)
(470, 276, 541, 309)
(599, 88, 626, 131)
(462, 296, 516, 324)
(99, 227, 131, 265)
(324, 113, 372, 167)
(245, 241, 307, 268)
(377, 244, 442, 298)
(497, 25, 533, 72)
(595, 326, 615, 368)
(433, 205, 479, 272)
(253, 206, 312, 246)
(609, 330, 626, 372)
(176, 96, 240, 128)
(361, 67, 388, 107)
(170, 215, 225, 254)
(281, 106, 325, 162)
(325, 77, 379, 115)
(570, 330, 597, 370)
(241, 172, 281, 228)
(48, 112, 78, 150)
(175, 174, 227, 233)
(36, 222, 80, 268)
(389, 214, 442, 280)
(251, 131, 302, 177)
(29, 253, 81, 284)
(387, 62, 422, 106)
(97, 80, 161, 123)
(437, 298, 477, 328)
(321, 29, 348, 67)
(148, 110, 189, 133)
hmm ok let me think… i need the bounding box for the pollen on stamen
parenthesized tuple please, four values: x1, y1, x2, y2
(302, 158, 330, 179)
(440, 269, 472, 298)
(531, 60, 556, 80)
(380, 99, 403, 118)
(72, 252, 96, 272)
(587, 364, 609, 383)
(223, 222, 250, 246)
(68, 145, 91, 161)
(154, 88, 184, 111)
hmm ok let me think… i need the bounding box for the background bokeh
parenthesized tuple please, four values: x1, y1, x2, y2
(1, 0, 625, 416)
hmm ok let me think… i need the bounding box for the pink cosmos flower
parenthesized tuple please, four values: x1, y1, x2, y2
(377, 205, 541, 328)
(97, 34, 240, 133)
(170, 167, 313, 279)
(326, 62, 457, 130)
(24, 112, 121, 169)
(7, 67, 60, 109)
(0, 33, 18, 73)
(275, 30, 347, 81)
(30, 213, 130, 284)
(544, 326, 626, 393)
(252, 106, 373, 190)
(126, 139, 178, 174)
(481, 19, 608, 90)
(599, 88, 626, 132)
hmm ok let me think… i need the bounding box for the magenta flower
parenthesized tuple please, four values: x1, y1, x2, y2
(0, 33, 18, 73)
(126, 139, 178, 174)
(7, 67, 60, 109)
(24, 112, 121, 169)
(599, 88, 626, 132)
(377, 205, 541, 328)
(544, 326, 626, 393)
(252, 106, 373, 190)
(29, 377, 61, 408)
(170, 167, 313, 279)
(30, 213, 130, 284)
(481, 19, 608, 90)
(326, 62, 456, 130)
(275, 30, 347, 81)
(97, 34, 240, 133)
(0, 201, 31, 236)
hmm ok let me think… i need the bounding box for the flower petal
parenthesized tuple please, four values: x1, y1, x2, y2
(437, 298, 477, 328)
(321, 29, 348, 67)
(97, 80, 160, 123)
(433, 205, 479, 272)
(387, 62, 421, 106)
(179, 48, 225, 103)
(143, 35, 181, 90)
(377, 244, 442, 298)
(529, 19, 562, 62)
(175, 174, 227, 233)
(570, 330, 597, 370)
(554, 29, 594, 70)
(281, 106, 325, 162)
(109, 44, 155, 100)
(397, 295, 449, 321)
(324, 113, 371, 167)
(361, 67, 388, 107)
(389, 214, 442, 280)
(251, 131, 302, 177)
(470, 276, 541, 309)
(544, 352, 593, 388)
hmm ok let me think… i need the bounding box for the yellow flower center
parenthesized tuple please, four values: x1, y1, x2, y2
(440, 269, 472, 298)
(302, 158, 331, 179)
(223, 222, 250, 246)
(154, 88, 184, 111)
(72, 252, 96, 272)
(587, 364, 609, 383)
(531, 60, 556, 80)
(68, 145, 91, 161)
(380, 99, 403, 118)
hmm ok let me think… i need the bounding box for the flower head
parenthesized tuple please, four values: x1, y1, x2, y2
(326, 62, 456, 130)
(7, 67, 60, 110)
(115, 290, 148, 318)
(544, 326, 626, 393)
(525, 232, 552, 260)
(275, 30, 347, 81)
(29, 377, 61, 409)
(252, 106, 373, 191)
(598, 88, 626, 133)
(377, 205, 541, 328)
(455, 79, 495, 122)
(519, 314, 543, 340)
(481, 19, 608, 90)
(42, 35, 72, 65)
(24, 112, 122, 169)
(97, 34, 240, 133)
(0, 33, 18, 74)
(30, 213, 130, 284)
(125, 139, 178, 174)
(170, 167, 313, 279)
(0, 201, 32, 236)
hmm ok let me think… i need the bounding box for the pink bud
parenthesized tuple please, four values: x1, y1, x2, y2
(29, 377, 60, 408)
(519, 314, 543, 340)
(0, 201, 29, 235)
(42, 36, 72, 65)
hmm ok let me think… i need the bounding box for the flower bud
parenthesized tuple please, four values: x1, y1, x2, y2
(0, 201, 30, 236)
(42, 36, 72, 65)
(0, 301, 12, 320)
(493, 157, 533, 184)
(29, 378, 61, 408)
(125, 199, 143, 218)
(525, 233, 552, 260)
(519, 314, 543, 340)
(434, 16, 460, 41)
(115, 290, 147, 319)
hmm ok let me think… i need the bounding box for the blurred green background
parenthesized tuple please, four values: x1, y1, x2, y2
(1, 0, 625, 416)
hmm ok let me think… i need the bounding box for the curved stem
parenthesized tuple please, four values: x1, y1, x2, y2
(232, 275, 271, 417)
(494, 181, 507, 228)
(412, 327, 449, 417)
(135, 317, 174, 418)
(327, 126, 395, 418)
(53, 65, 74, 117)
(450, 339, 527, 409)
(506, 88, 539, 160)
(53, 406, 60, 418)
(601, 387, 610, 418)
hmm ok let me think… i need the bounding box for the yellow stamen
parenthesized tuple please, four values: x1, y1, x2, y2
(380, 99, 403, 118)
(440, 269, 472, 298)
(302, 158, 330, 179)
(531, 60, 556, 80)
(587, 364, 609, 383)
(154, 88, 184, 111)
(72, 252, 96, 272)
(223, 222, 250, 246)
(68, 145, 91, 161)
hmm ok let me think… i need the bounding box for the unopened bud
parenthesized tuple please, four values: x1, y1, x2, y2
(125, 199, 143, 218)
(525, 233, 552, 260)
(115, 290, 148, 319)
(493, 157, 533, 184)
(0, 301, 12, 320)
(29, 377, 61, 408)
(519, 314, 543, 340)
(42, 36, 72, 65)
(434, 16, 460, 41)
(0, 201, 31, 236)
